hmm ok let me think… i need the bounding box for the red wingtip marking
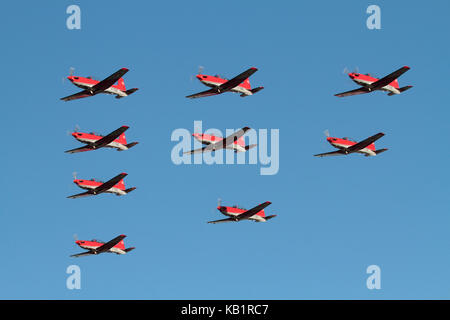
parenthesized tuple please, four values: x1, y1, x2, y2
(120, 234, 126, 237)
(404, 66, 410, 69)
(122, 125, 129, 129)
(251, 67, 258, 71)
(121, 68, 129, 71)
(265, 201, 272, 205)
(121, 172, 127, 175)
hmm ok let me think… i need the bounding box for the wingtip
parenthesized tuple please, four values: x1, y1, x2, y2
(121, 68, 129, 72)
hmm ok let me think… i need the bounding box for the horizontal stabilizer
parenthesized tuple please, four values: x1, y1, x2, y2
(250, 86, 264, 94)
(245, 144, 257, 151)
(116, 88, 139, 99)
(125, 187, 136, 193)
(117, 142, 138, 151)
(375, 148, 388, 155)
(265, 215, 277, 221)
(125, 247, 135, 253)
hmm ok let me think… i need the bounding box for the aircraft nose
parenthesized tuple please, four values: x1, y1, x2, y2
(348, 73, 355, 79)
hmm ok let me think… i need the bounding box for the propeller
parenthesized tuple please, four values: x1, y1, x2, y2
(62, 67, 75, 84)
(73, 234, 78, 241)
(218, 198, 222, 207)
(342, 66, 359, 75)
(72, 171, 78, 180)
(324, 129, 330, 138)
(66, 124, 81, 136)
(191, 66, 204, 82)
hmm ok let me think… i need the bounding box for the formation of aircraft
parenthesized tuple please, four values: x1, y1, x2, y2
(186, 67, 264, 99)
(184, 127, 256, 154)
(208, 200, 276, 224)
(335, 66, 412, 97)
(71, 234, 135, 258)
(67, 172, 136, 199)
(65, 125, 138, 154)
(61, 68, 138, 101)
(314, 131, 388, 157)
(61, 65, 412, 255)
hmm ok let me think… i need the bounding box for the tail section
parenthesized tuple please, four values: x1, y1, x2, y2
(125, 142, 139, 149)
(117, 78, 126, 91)
(375, 148, 388, 155)
(240, 86, 264, 97)
(388, 85, 412, 96)
(251, 86, 264, 94)
(125, 187, 136, 194)
(117, 239, 126, 250)
(117, 132, 127, 145)
(115, 88, 139, 99)
(116, 179, 126, 190)
(399, 85, 413, 93)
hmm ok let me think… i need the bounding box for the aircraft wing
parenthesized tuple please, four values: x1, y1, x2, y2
(96, 235, 127, 253)
(369, 66, 410, 90)
(186, 88, 220, 99)
(335, 87, 370, 97)
(67, 190, 95, 199)
(93, 126, 129, 149)
(60, 90, 92, 101)
(219, 127, 251, 149)
(91, 68, 129, 93)
(204, 127, 251, 152)
(70, 251, 96, 258)
(346, 132, 385, 153)
(237, 201, 272, 221)
(64, 145, 95, 154)
(313, 150, 346, 157)
(183, 146, 208, 154)
(93, 173, 128, 194)
(218, 67, 258, 92)
(207, 218, 236, 224)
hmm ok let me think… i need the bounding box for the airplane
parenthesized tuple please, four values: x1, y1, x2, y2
(184, 127, 256, 154)
(208, 200, 276, 224)
(71, 234, 135, 257)
(61, 67, 138, 101)
(67, 172, 136, 199)
(314, 130, 388, 157)
(186, 67, 264, 99)
(65, 125, 138, 154)
(335, 66, 412, 97)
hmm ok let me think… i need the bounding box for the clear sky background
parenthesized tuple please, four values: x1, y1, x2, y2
(1, 1, 449, 299)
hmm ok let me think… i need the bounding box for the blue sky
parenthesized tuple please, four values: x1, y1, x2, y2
(1, 1, 449, 299)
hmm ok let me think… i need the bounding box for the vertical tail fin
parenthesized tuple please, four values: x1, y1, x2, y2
(117, 78, 126, 91)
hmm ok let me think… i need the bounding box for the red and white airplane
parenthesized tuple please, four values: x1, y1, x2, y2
(209, 200, 276, 224)
(314, 131, 388, 157)
(184, 127, 256, 154)
(61, 68, 138, 101)
(335, 66, 412, 97)
(68, 172, 136, 199)
(65, 125, 138, 154)
(71, 234, 135, 258)
(186, 67, 264, 99)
